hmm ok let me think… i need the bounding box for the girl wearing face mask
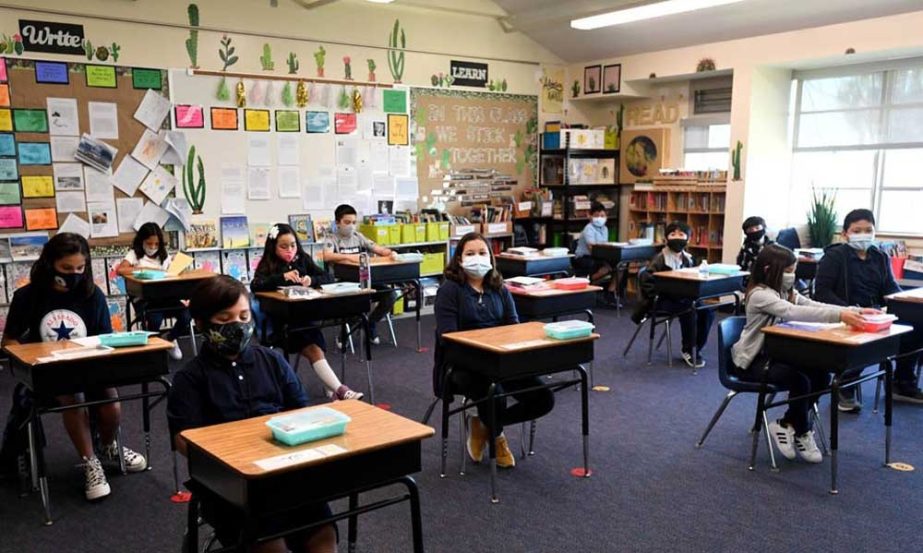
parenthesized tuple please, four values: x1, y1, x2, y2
(3, 233, 147, 501)
(731, 244, 874, 464)
(251, 223, 363, 401)
(168, 275, 338, 553)
(433, 232, 555, 469)
(118, 222, 190, 360)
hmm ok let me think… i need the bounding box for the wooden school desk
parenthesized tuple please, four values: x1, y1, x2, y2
(123, 269, 216, 354)
(5, 338, 173, 524)
(591, 242, 661, 309)
(762, 323, 912, 494)
(494, 253, 573, 278)
(180, 400, 434, 552)
(653, 268, 747, 367)
(255, 289, 377, 402)
(441, 322, 598, 503)
(886, 287, 923, 325)
(333, 258, 424, 351)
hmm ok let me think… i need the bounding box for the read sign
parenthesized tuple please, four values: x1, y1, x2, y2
(19, 19, 85, 56)
(450, 60, 488, 88)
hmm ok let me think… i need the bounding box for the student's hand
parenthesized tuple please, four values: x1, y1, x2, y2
(283, 270, 301, 283)
(840, 310, 866, 329)
(300, 275, 312, 287)
(859, 307, 882, 315)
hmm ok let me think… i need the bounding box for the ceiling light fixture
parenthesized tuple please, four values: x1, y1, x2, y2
(571, 0, 746, 30)
(366, 0, 396, 3)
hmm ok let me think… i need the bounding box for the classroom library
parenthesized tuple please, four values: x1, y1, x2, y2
(2, 1, 923, 552)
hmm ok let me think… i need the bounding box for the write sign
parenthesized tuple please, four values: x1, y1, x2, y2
(450, 60, 488, 88)
(19, 19, 85, 55)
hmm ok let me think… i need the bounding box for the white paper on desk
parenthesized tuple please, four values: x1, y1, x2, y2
(160, 131, 188, 166)
(47, 97, 80, 136)
(221, 164, 246, 214)
(134, 89, 172, 131)
(87, 201, 119, 238)
(370, 141, 389, 173)
(116, 197, 144, 234)
(389, 146, 410, 177)
(248, 166, 271, 200)
(277, 134, 300, 166)
(335, 137, 358, 167)
(372, 173, 393, 198)
(301, 178, 324, 211)
(84, 166, 114, 203)
(139, 165, 177, 205)
(111, 155, 149, 196)
(56, 191, 86, 213)
(88, 101, 119, 139)
(71, 336, 101, 347)
(248, 135, 272, 167)
(53, 162, 84, 190)
(50, 136, 79, 162)
(134, 200, 170, 231)
(57, 213, 90, 238)
(395, 176, 418, 201)
(277, 165, 300, 198)
(132, 129, 168, 170)
(163, 197, 192, 231)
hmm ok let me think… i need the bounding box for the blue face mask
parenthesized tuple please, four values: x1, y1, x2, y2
(847, 233, 875, 252)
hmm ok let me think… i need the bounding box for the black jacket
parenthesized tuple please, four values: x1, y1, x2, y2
(632, 250, 696, 320)
(813, 243, 899, 307)
(736, 237, 774, 272)
(250, 254, 333, 292)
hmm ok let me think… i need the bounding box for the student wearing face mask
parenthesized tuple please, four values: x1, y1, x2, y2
(433, 233, 555, 469)
(573, 201, 621, 305)
(735, 216, 774, 272)
(117, 222, 190, 360)
(732, 244, 874, 464)
(322, 204, 397, 345)
(168, 276, 338, 553)
(2, 233, 147, 501)
(252, 223, 362, 401)
(633, 221, 715, 368)
(814, 209, 923, 409)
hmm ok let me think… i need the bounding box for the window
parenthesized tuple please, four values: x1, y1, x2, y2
(792, 62, 923, 234)
(683, 123, 730, 171)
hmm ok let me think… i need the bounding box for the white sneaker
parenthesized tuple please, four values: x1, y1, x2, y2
(795, 431, 823, 464)
(169, 340, 183, 361)
(102, 442, 148, 472)
(681, 351, 705, 369)
(83, 456, 110, 501)
(370, 336, 381, 345)
(768, 420, 796, 461)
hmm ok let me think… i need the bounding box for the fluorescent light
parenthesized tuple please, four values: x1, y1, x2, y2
(571, 0, 746, 30)
(366, 0, 395, 3)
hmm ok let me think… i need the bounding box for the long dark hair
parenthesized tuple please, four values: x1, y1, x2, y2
(747, 243, 797, 300)
(132, 222, 168, 264)
(444, 232, 504, 291)
(255, 223, 308, 275)
(189, 275, 250, 327)
(31, 233, 96, 298)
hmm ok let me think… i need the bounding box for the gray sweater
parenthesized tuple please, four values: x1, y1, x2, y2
(731, 286, 850, 370)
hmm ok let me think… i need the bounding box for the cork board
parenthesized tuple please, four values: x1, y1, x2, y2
(410, 88, 538, 211)
(5, 59, 169, 246)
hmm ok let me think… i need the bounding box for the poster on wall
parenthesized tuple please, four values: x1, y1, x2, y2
(539, 67, 564, 115)
(19, 20, 86, 55)
(620, 128, 671, 184)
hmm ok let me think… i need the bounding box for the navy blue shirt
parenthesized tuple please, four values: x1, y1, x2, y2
(167, 344, 310, 435)
(815, 244, 900, 308)
(5, 283, 111, 343)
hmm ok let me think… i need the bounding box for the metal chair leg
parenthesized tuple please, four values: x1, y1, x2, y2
(696, 391, 736, 447)
(749, 394, 766, 471)
(421, 397, 439, 425)
(665, 320, 673, 368)
(460, 411, 467, 476)
(873, 375, 882, 414)
(646, 316, 656, 365)
(623, 319, 646, 358)
(114, 425, 127, 475)
(813, 403, 829, 456)
(763, 411, 779, 472)
(188, 319, 198, 356)
(345, 323, 355, 355)
(528, 419, 536, 455)
(519, 422, 527, 460)
(386, 313, 397, 348)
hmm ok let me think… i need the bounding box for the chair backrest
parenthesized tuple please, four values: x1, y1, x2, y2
(569, 237, 580, 255)
(775, 227, 801, 250)
(717, 316, 747, 387)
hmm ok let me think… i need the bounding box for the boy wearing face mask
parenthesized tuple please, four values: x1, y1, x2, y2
(168, 276, 338, 553)
(634, 221, 715, 368)
(814, 209, 923, 408)
(573, 202, 620, 304)
(322, 204, 397, 345)
(736, 216, 774, 272)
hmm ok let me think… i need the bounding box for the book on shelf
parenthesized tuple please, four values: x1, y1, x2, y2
(313, 218, 333, 245)
(186, 219, 219, 249)
(9, 232, 49, 261)
(222, 250, 249, 283)
(193, 250, 221, 273)
(220, 216, 250, 249)
(288, 214, 315, 243)
(91, 258, 107, 295)
(247, 247, 264, 279)
(249, 222, 271, 248)
(8, 262, 31, 292)
(106, 258, 125, 295)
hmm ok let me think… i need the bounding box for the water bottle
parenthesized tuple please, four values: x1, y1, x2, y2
(698, 260, 709, 278)
(358, 252, 371, 290)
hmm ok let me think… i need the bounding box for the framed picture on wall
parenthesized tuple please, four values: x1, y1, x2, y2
(603, 64, 621, 94)
(584, 65, 601, 95)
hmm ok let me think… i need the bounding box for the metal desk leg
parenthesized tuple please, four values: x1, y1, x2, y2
(487, 382, 499, 504)
(415, 280, 423, 353)
(339, 324, 348, 382)
(347, 492, 359, 553)
(362, 314, 375, 405)
(185, 497, 200, 552)
(691, 306, 699, 375)
(885, 361, 893, 465)
(830, 378, 840, 495)
(439, 372, 452, 478)
(28, 417, 52, 525)
(188, 319, 197, 356)
(142, 383, 152, 470)
(585, 309, 595, 387)
(577, 365, 591, 477)
(404, 477, 425, 553)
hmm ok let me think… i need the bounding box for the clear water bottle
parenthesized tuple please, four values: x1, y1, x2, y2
(698, 260, 709, 278)
(358, 252, 371, 290)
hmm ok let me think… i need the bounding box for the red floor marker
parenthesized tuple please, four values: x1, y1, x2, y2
(375, 403, 392, 411)
(570, 467, 592, 478)
(417, 347, 430, 353)
(171, 491, 192, 503)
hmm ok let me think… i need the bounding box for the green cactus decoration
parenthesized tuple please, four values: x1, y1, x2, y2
(338, 87, 350, 110)
(184, 145, 206, 214)
(281, 81, 294, 107)
(572, 80, 580, 98)
(12, 33, 23, 55)
(260, 43, 274, 71)
(0, 35, 12, 54)
(216, 76, 230, 101)
(83, 39, 94, 60)
(731, 140, 743, 181)
(109, 43, 121, 63)
(286, 52, 299, 74)
(501, 78, 508, 92)
(314, 46, 326, 77)
(186, 3, 199, 68)
(367, 59, 376, 82)
(218, 35, 237, 71)
(387, 19, 405, 83)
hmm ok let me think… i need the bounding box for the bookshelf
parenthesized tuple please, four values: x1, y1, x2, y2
(627, 184, 727, 263)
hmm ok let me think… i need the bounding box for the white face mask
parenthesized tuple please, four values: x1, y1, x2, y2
(143, 246, 159, 258)
(338, 223, 356, 237)
(781, 273, 795, 292)
(847, 233, 875, 251)
(592, 217, 607, 228)
(462, 255, 492, 279)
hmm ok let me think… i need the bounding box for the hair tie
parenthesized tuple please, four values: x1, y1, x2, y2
(268, 225, 280, 240)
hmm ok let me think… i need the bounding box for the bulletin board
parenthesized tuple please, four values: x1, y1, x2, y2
(410, 88, 538, 209)
(3, 57, 169, 246)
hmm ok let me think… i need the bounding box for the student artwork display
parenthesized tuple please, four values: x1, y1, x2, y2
(222, 249, 248, 282)
(175, 105, 204, 128)
(275, 110, 300, 132)
(47, 97, 80, 135)
(0, 206, 23, 229)
(306, 111, 330, 133)
(387, 113, 408, 146)
(18, 142, 52, 165)
(21, 175, 54, 198)
(0, 109, 11, 131)
(12, 109, 48, 132)
(0, 84, 8, 108)
(0, 134, 11, 156)
(0, 158, 16, 180)
(334, 113, 356, 134)
(210, 107, 238, 130)
(86, 65, 117, 88)
(0, 181, 21, 205)
(387, 19, 406, 83)
(244, 109, 271, 132)
(25, 207, 58, 231)
(132, 68, 163, 90)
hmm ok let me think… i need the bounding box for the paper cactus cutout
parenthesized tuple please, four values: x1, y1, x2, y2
(83, 39, 94, 60)
(338, 86, 350, 109)
(281, 81, 294, 107)
(218, 35, 238, 71)
(388, 19, 405, 83)
(731, 140, 743, 180)
(343, 56, 352, 80)
(186, 4, 200, 68)
(264, 81, 275, 106)
(367, 59, 376, 82)
(216, 76, 230, 100)
(109, 43, 121, 62)
(572, 80, 580, 98)
(314, 45, 326, 77)
(0, 35, 20, 55)
(184, 145, 206, 214)
(260, 43, 274, 71)
(286, 52, 299, 74)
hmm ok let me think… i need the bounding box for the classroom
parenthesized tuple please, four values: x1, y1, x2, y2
(1, 1, 922, 552)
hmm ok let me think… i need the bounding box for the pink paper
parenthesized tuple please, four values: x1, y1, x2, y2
(0, 58, 6, 83)
(175, 104, 204, 128)
(0, 205, 23, 229)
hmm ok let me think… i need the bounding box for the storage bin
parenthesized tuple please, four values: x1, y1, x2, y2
(98, 332, 151, 348)
(857, 314, 897, 333)
(266, 408, 351, 446)
(360, 224, 390, 245)
(544, 320, 595, 340)
(420, 252, 445, 275)
(133, 269, 166, 280)
(552, 277, 589, 290)
(388, 225, 401, 244)
(400, 224, 416, 243)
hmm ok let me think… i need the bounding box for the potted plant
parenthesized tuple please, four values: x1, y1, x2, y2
(806, 188, 837, 247)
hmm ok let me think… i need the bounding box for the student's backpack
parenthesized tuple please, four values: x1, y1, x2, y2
(0, 384, 42, 477)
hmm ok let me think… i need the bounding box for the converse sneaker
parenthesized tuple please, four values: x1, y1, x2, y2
(328, 385, 363, 401)
(768, 420, 796, 460)
(794, 431, 823, 464)
(83, 456, 110, 501)
(466, 415, 488, 464)
(102, 442, 148, 472)
(169, 340, 183, 361)
(837, 388, 861, 413)
(681, 351, 706, 369)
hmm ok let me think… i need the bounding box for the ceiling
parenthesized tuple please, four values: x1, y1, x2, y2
(491, 0, 923, 62)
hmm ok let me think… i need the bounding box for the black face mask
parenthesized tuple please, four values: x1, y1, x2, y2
(667, 239, 687, 253)
(745, 229, 765, 243)
(54, 271, 84, 291)
(204, 320, 255, 357)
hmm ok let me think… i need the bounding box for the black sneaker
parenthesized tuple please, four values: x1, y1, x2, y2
(837, 388, 861, 413)
(893, 386, 923, 405)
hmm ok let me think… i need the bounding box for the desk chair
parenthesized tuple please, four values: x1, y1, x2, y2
(696, 317, 828, 471)
(571, 238, 616, 309)
(129, 301, 198, 356)
(623, 269, 693, 367)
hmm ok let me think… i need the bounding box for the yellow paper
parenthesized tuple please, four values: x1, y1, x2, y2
(0, 108, 11, 131)
(244, 109, 270, 132)
(22, 175, 55, 198)
(167, 251, 194, 276)
(387, 113, 408, 146)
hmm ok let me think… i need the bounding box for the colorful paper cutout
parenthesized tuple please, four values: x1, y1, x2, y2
(0, 206, 23, 229)
(86, 65, 117, 88)
(244, 109, 271, 132)
(0, 109, 10, 131)
(0, 158, 17, 180)
(210, 107, 238, 130)
(0, 133, 14, 157)
(0, 58, 6, 83)
(306, 111, 330, 133)
(132, 67, 163, 90)
(387, 113, 408, 145)
(175, 105, 204, 128)
(0, 181, 20, 205)
(18, 142, 52, 165)
(25, 208, 58, 231)
(382, 89, 407, 113)
(13, 109, 49, 133)
(22, 175, 55, 198)
(35, 62, 69, 84)
(275, 110, 300, 132)
(0, 84, 8, 108)
(334, 113, 356, 135)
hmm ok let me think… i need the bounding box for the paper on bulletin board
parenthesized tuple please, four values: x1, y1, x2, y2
(0, 84, 8, 108)
(87, 202, 118, 237)
(302, 179, 324, 210)
(50, 136, 79, 162)
(134, 200, 170, 231)
(387, 114, 409, 146)
(335, 137, 358, 167)
(389, 146, 410, 177)
(132, 129, 168, 169)
(247, 166, 271, 200)
(56, 191, 87, 213)
(0, 134, 13, 157)
(53, 162, 84, 190)
(111, 155, 149, 196)
(0, 158, 16, 180)
(277, 165, 300, 198)
(46, 98, 80, 136)
(395, 176, 419, 201)
(0, 109, 11, 131)
(370, 142, 389, 173)
(382, 89, 407, 113)
(372, 173, 394, 198)
(161, 131, 188, 166)
(84, 166, 114, 204)
(221, 164, 246, 214)
(139, 165, 178, 205)
(277, 134, 299, 166)
(25, 208, 58, 231)
(0, 206, 23, 229)
(244, 109, 271, 132)
(58, 213, 90, 238)
(337, 166, 358, 198)
(88, 102, 119, 139)
(116, 197, 144, 234)
(248, 135, 272, 167)
(134, 89, 171, 131)
(0, 181, 20, 205)
(22, 175, 55, 198)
